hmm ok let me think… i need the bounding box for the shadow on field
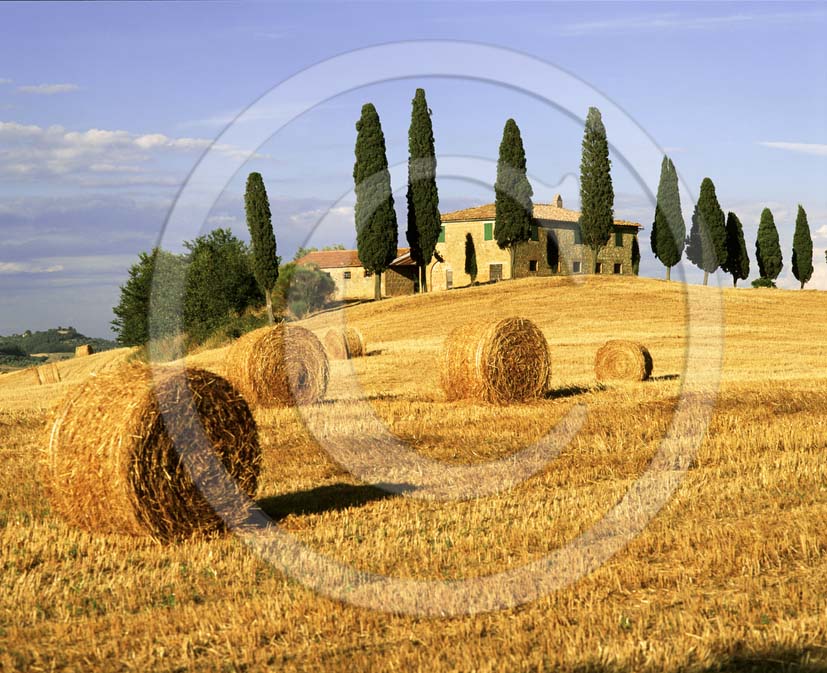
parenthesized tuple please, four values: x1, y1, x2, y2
(546, 384, 602, 400)
(257, 482, 411, 521)
(649, 373, 680, 382)
(577, 646, 827, 673)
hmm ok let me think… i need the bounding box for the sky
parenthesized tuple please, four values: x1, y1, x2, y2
(1, 1, 826, 338)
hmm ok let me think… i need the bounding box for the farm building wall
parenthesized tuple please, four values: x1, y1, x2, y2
(428, 219, 639, 291)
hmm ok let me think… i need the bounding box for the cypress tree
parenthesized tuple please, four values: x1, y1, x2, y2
(721, 211, 749, 287)
(755, 207, 783, 281)
(353, 103, 398, 300)
(632, 236, 641, 275)
(578, 107, 614, 272)
(792, 205, 813, 289)
(244, 172, 279, 324)
(464, 232, 478, 283)
(405, 88, 441, 293)
(685, 178, 726, 285)
(651, 156, 685, 280)
(494, 118, 533, 277)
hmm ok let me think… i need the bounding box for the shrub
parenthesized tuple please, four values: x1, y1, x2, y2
(751, 277, 777, 288)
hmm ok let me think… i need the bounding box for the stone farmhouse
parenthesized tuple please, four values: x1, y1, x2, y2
(297, 195, 641, 300)
(428, 195, 642, 291)
(293, 248, 417, 300)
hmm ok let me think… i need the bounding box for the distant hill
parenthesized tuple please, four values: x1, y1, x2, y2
(0, 327, 117, 366)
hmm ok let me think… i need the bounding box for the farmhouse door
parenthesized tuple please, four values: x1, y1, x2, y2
(489, 263, 503, 282)
(445, 269, 453, 289)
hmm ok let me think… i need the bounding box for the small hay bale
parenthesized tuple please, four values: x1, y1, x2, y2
(35, 363, 61, 385)
(323, 327, 366, 360)
(440, 317, 550, 405)
(594, 340, 653, 382)
(74, 344, 94, 357)
(44, 363, 260, 541)
(225, 325, 329, 407)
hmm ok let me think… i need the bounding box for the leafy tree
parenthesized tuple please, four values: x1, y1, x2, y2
(274, 262, 335, 318)
(578, 107, 614, 272)
(650, 156, 685, 280)
(792, 205, 813, 289)
(183, 228, 262, 343)
(546, 230, 559, 272)
(112, 248, 187, 346)
(722, 212, 749, 287)
(464, 232, 478, 283)
(244, 172, 279, 324)
(353, 103, 398, 300)
(405, 88, 441, 293)
(751, 277, 776, 289)
(494, 118, 534, 277)
(685, 178, 726, 285)
(755, 207, 783, 281)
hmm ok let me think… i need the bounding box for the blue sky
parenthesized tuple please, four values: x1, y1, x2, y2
(1, 1, 826, 337)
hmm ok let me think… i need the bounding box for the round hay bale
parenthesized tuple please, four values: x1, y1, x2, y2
(594, 340, 653, 382)
(225, 325, 329, 407)
(440, 317, 550, 405)
(323, 327, 366, 360)
(74, 344, 94, 357)
(44, 363, 260, 541)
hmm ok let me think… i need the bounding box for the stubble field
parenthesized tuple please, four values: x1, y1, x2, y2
(1, 275, 826, 672)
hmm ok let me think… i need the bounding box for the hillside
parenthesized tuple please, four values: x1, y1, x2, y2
(2, 275, 827, 672)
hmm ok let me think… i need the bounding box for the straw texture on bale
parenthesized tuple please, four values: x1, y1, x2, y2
(34, 363, 61, 385)
(44, 363, 260, 541)
(225, 325, 329, 407)
(74, 344, 94, 357)
(323, 327, 366, 360)
(594, 340, 653, 382)
(440, 317, 551, 405)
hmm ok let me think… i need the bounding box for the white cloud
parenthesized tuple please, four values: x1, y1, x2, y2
(206, 214, 240, 226)
(0, 78, 12, 85)
(17, 83, 80, 95)
(814, 225, 827, 240)
(554, 9, 826, 37)
(0, 261, 63, 274)
(0, 119, 256, 181)
(758, 141, 827, 157)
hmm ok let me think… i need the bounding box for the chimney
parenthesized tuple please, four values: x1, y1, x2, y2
(552, 194, 563, 208)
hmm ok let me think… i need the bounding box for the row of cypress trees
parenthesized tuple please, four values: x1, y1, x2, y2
(651, 161, 814, 288)
(353, 93, 620, 297)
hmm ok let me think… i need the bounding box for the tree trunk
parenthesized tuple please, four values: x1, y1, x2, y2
(733, 277, 737, 287)
(420, 264, 428, 293)
(509, 246, 516, 279)
(666, 266, 671, 281)
(703, 271, 709, 286)
(801, 280, 805, 289)
(374, 272, 382, 301)
(265, 288, 275, 325)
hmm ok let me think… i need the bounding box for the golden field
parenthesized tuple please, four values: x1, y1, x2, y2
(2, 275, 827, 672)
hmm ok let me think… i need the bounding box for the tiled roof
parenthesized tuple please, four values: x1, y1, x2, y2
(441, 202, 641, 229)
(295, 248, 411, 269)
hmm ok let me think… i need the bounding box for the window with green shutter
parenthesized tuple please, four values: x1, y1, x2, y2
(574, 226, 582, 245)
(438, 226, 445, 243)
(484, 221, 493, 241)
(615, 230, 623, 247)
(530, 224, 539, 241)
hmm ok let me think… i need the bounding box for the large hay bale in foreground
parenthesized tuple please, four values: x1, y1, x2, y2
(74, 344, 94, 357)
(323, 327, 366, 360)
(225, 325, 329, 407)
(594, 340, 653, 382)
(44, 364, 260, 541)
(440, 317, 551, 405)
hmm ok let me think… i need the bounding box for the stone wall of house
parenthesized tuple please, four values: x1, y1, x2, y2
(428, 218, 638, 289)
(385, 266, 417, 296)
(324, 266, 377, 300)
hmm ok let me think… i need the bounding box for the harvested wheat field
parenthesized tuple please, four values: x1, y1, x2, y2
(2, 276, 827, 672)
